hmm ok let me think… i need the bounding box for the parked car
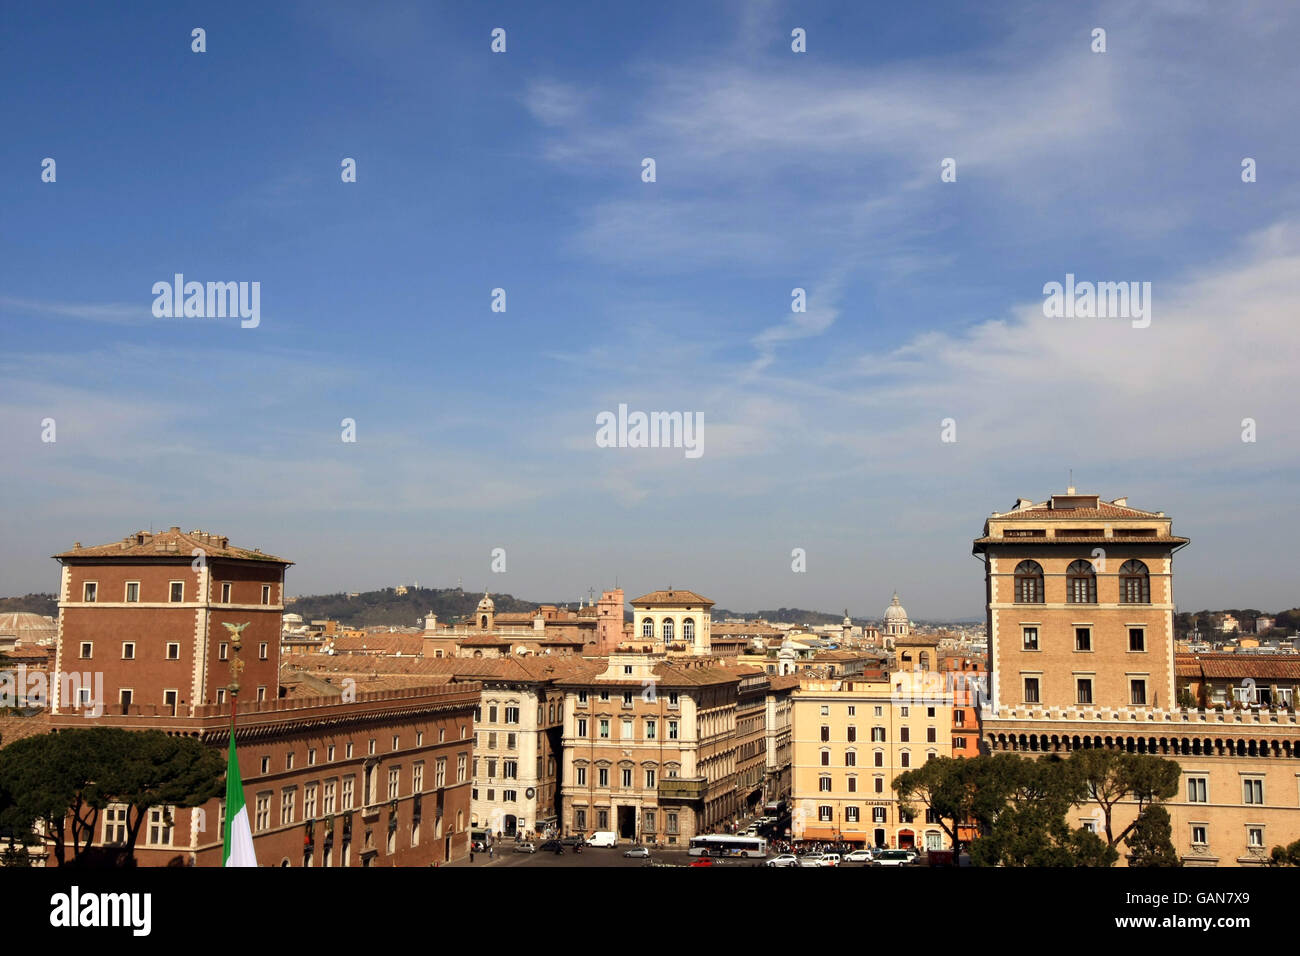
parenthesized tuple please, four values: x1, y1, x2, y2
(844, 849, 874, 864)
(820, 853, 842, 867)
(798, 854, 829, 868)
(539, 840, 563, 852)
(514, 842, 536, 854)
(623, 846, 650, 858)
(688, 857, 715, 867)
(870, 849, 914, 866)
(585, 831, 618, 848)
(765, 854, 799, 867)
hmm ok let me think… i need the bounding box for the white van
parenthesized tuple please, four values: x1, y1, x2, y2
(585, 831, 617, 847)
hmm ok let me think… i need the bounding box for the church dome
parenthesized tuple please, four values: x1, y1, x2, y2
(884, 592, 908, 623)
(477, 593, 495, 613)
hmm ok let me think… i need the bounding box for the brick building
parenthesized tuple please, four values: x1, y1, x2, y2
(42, 527, 479, 866)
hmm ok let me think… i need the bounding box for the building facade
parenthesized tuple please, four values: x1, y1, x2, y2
(790, 673, 953, 850)
(976, 491, 1300, 865)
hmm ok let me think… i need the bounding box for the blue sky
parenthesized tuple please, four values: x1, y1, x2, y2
(2, 1, 1298, 619)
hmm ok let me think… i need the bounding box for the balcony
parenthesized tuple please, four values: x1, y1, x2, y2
(657, 777, 707, 801)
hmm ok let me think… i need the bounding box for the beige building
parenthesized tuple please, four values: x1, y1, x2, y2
(791, 671, 953, 850)
(976, 489, 1300, 865)
(627, 590, 714, 656)
(555, 653, 765, 844)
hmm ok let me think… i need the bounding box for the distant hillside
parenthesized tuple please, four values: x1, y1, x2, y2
(711, 607, 846, 626)
(0, 593, 57, 617)
(287, 587, 553, 628)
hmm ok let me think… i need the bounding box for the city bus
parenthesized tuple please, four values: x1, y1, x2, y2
(687, 835, 768, 858)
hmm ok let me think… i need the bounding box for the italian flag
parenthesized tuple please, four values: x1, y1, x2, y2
(222, 732, 257, 867)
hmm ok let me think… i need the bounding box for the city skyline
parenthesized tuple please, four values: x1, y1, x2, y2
(3, 2, 1299, 618)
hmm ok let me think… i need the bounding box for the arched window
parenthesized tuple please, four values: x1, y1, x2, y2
(641, 618, 654, 638)
(662, 618, 674, 642)
(682, 618, 695, 642)
(1119, 560, 1150, 604)
(1066, 560, 1096, 604)
(1014, 561, 1044, 604)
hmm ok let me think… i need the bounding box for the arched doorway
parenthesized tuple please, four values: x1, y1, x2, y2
(897, 829, 915, 849)
(504, 814, 517, 837)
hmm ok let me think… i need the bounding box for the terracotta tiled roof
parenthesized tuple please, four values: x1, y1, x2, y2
(418, 656, 605, 683)
(998, 500, 1160, 520)
(1176, 653, 1300, 681)
(630, 590, 714, 607)
(331, 634, 424, 656)
(54, 527, 291, 564)
(973, 535, 1188, 546)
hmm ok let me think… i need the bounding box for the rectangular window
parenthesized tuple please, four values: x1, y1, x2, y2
(505, 706, 519, 724)
(503, 760, 517, 780)
(1244, 779, 1264, 805)
(1077, 678, 1093, 705)
(324, 780, 337, 814)
(666, 812, 679, 834)
(119, 689, 133, 712)
(646, 719, 656, 740)
(122, 642, 135, 660)
(621, 769, 632, 788)
(926, 727, 936, 743)
(847, 726, 857, 743)
(622, 719, 633, 740)
(598, 768, 609, 787)
(668, 721, 679, 740)
(820, 725, 830, 742)
(166, 642, 180, 660)
(342, 776, 354, 810)
(821, 751, 830, 766)
(819, 776, 831, 792)
(576, 766, 586, 786)
(1130, 679, 1147, 706)
(900, 727, 909, 743)
(218, 642, 228, 661)
(1187, 777, 1207, 803)
(147, 806, 174, 846)
(170, 581, 184, 602)
(388, 767, 400, 800)
(646, 769, 656, 788)
(104, 805, 128, 845)
(819, 806, 832, 822)
(281, 788, 296, 825)
(457, 754, 466, 783)
(644, 810, 656, 831)
(1191, 825, 1207, 845)
(259, 643, 268, 660)
(304, 784, 317, 818)
(125, 582, 140, 603)
(847, 777, 857, 793)
(1024, 677, 1040, 704)
(83, 582, 97, 602)
(221, 582, 232, 603)
(1129, 628, 1145, 652)
(163, 689, 178, 716)
(599, 719, 610, 739)
(875, 777, 884, 794)
(1075, 627, 1091, 652)
(1023, 627, 1039, 651)
(255, 793, 271, 831)
(846, 806, 859, 822)
(435, 758, 446, 788)
(261, 585, 271, 605)
(1248, 827, 1263, 848)
(577, 718, 588, 737)
(845, 751, 857, 766)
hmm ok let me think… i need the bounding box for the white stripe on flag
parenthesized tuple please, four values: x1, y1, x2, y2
(224, 805, 257, 868)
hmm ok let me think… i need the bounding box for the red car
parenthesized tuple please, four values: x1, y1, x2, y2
(689, 857, 715, 867)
